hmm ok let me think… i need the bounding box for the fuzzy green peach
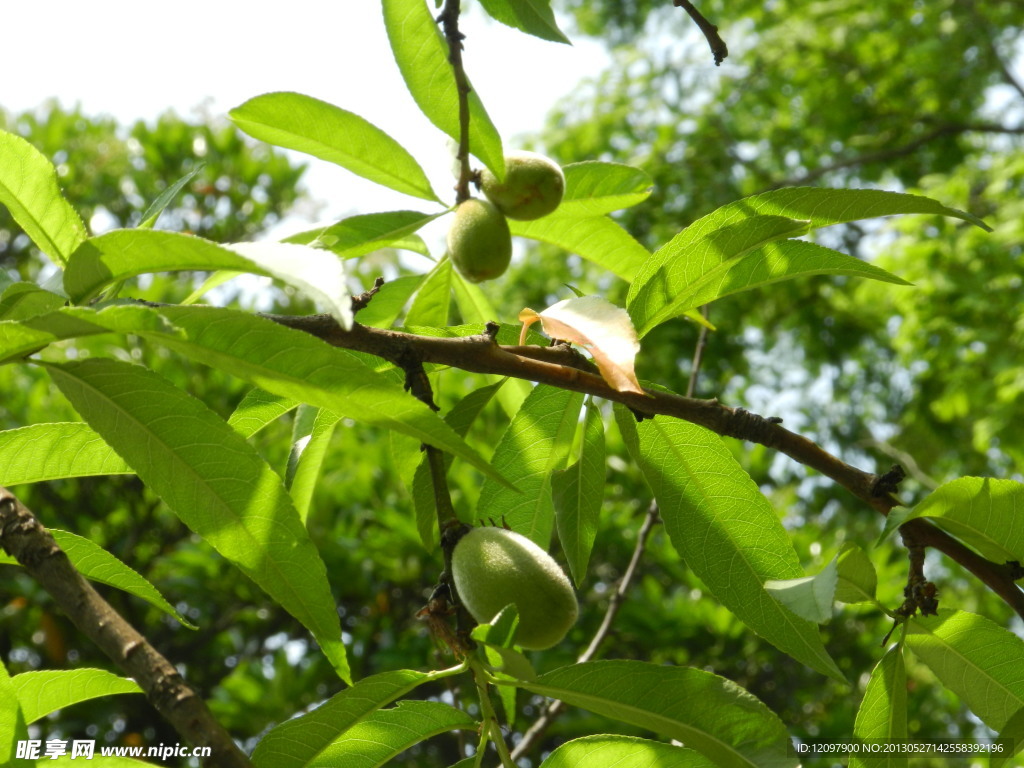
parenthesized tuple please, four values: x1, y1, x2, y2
(480, 151, 565, 221)
(451, 527, 577, 650)
(446, 198, 512, 283)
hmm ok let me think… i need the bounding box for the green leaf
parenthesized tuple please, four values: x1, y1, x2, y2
(552, 400, 605, 585)
(0, 128, 87, 265)
(64, 230, 353, 328)
(12, 669, 142, 724)
(46, 358, 350, 683)
(49, 529, 196, 628)
(509, 213, 649, 282)
(181, 270, 243, 305)
(314, 700, 476, 767)
(250, 666, 461, 768)
(540, 735, 717, 768)
(991, 707, 1024, 768)
(382, 0, 505, 178)
(229, 92, 441, 203)
(628, 187, 990, 335)
(228, 388, 299, 439)
(615, 406, 845, 682)
(879, 477, 1024, 563)
(284, 210, 440, 259)
(406, 258, 452, 328)
(627, 215, 811, 336)
(138, 161, 206, 229)
(849, 645, 907, 768)
(286, 406, 340, 524)
(906, 610, 1024, 731)
(834, 544, 879, 604)
(0, 659, 28, 759)
(355, 275, 424, 329)
(477, 385, 585, 546)
(520, 660, 797, 768)
(0, 422, 131, 485)
(559, 161, 653, 216)
(0, 305, 506, 485)
(477, 0, 570, 44)
(413, 380, 506, 551)
(0, 282, 66, 321)
(764, 557, 838, 624)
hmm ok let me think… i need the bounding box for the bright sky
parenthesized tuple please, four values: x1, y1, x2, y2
(3, 2, 607, 228)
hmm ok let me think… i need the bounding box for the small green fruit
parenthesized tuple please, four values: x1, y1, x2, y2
(446, 198, 512, 283)
(451, 527, 577, 650)
(480, 151, 565, 221)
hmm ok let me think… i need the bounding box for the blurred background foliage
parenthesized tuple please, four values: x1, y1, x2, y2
(1, 0, 1022, 765)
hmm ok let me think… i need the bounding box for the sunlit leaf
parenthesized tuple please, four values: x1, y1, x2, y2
(406, 258, 453, 327)
(47, 358, 351, 682)
(0, 422, 130, 485)
(834, 544, 879, 604)
(230, 92, 442, 203)
(520, 295, 642, 394)
(0, 282, 66, 321)
(540, 735, 716, 768)
(521, 660, 797, 768)
(0, 129, 87, 265)
(477, 385, 584, 546)
(286, 405, 340, 524)
(849, 645, 906, 768)
(284, 210, 440, 259)
(478, 0, 570, 43)
(765, 557, 837, 624)
(616, 405, 845, 682)
(138, 161, 206, 229)
(559, 161, 653, 216)
(879, 477, 1024, 563)
(906, 610, 1024, 730)
(227, 388, 298, 439)
(552, 401, 605, 585)
(510, 213, 649, 282)
(382, 0, 505, 178)
(13, 669, 142, 724)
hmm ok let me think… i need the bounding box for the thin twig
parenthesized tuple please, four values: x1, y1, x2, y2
(510, 502, 661, 761)
(673, 0, 728, 65)
(0, 488, 253, 768)
(438, 0, 475, 203)
(686, 305, 711, 398)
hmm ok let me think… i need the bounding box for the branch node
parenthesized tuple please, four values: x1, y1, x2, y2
(351, 277, 386, 315)
(872, 464, 907, 497)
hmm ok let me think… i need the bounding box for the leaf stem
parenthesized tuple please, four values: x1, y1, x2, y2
(468, 654, 516, 768)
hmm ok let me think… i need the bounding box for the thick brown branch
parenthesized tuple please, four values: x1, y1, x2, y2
(266, 313, 1024, 619)
(0, 488, 253, 768)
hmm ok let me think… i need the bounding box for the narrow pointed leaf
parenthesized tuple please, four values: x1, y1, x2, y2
(879, 477, 1024, 563)
(627, 215, 810, 336)
(13, 669, 142, 724)
(65, 230, 353, 328)
(406, 258, 453, 327)
(251, 667, 460, 768)
(0, 129, 87, 265)
(765, 557, 838, 624)
(228, 388, 298, 439)
(992, 707, 1024, 768)
(382, 0, 505, 177)
(906, 610, 1024, 731)
(315, 700, 476, 767)
(477, 0, 570, 43)
(230, 92, 442, 202)
(541, 735, 716, 768)
(834, 544, 879, 604)
(510, 213, 649, 282)
(477, 385, 585, 546)
(354, 274, 425, 329)
(0, 423, 130, 485)
(849, 645, 907, 768)
(284, 210, 440, 259)
(46, 358, 350, 682)
(521, 660, 797, 768)
(616, 406, 845, 682)
(286, 406, 340, 524)
(559, 161, 653, 216)
(552, 401, 605, 585)
(0, 659, 28, 760)
(0, 282, 66, 321)
(0, 305, 506, 485)
(138, 162, 206, 229)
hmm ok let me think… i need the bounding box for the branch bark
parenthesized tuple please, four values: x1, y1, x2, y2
(0, 488, 253, 768)
(265, 311, 1024, 620)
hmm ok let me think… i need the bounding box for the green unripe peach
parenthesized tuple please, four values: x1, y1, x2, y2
(479, 151, 565, 221)
(451, 527, 578, 650)
(446, 198, 512, 283)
